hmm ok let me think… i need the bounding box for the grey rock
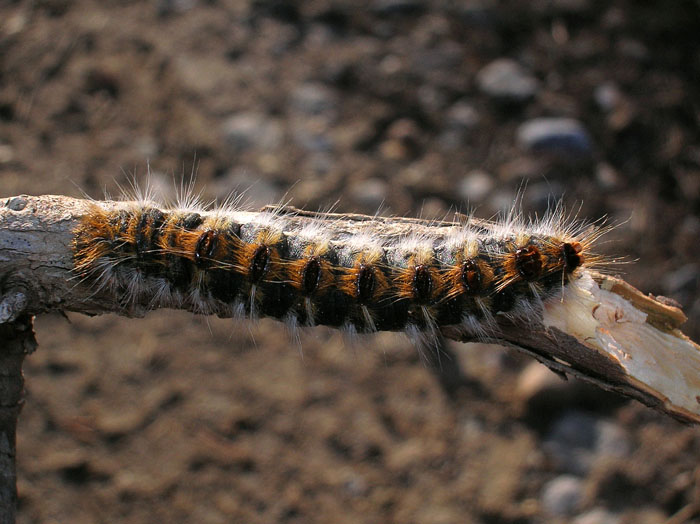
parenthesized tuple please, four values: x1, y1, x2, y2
(573, 508, 620, 524)
(595, 420, 631, 458)
(544, 411, 631, 475)
(222, 112, 284, 153)
(0, 143, 16, 164)
(446, 102, 480, 131)
(488, 189, 519, 215)
(214, 168, 279, 209)
(439, 102, 480, 149)
(544, 411, 597, 475)
(596, 163, 622, 190)
(516, 362, 566, 402)
(453, 2, 496, 26)
(617, 38, 649, 61)
(476, 58, 539, 102)
(662, 264, 699, 295)
(550, 0, 591, 12)
(413, 42, 463, 75)
(525, 181, 565, 212)
(517, 117, 593, 157)
(549, 410, 598, 447)
(349, 178, 388, 211)
(541, 475, 583, 517)
(594, 82, 622, 112)
(458, 170, 494, 203)
(290, 83, 338, 116)
(417, 85, 448, 113)
(370, 0, 425, 15)
(291, 121, 334, 153)
(157, 0, 197, 16)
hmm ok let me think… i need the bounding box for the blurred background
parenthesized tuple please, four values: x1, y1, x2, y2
(2, 1, 700, 522)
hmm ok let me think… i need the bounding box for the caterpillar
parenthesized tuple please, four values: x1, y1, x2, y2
(71, 190, 608, 347)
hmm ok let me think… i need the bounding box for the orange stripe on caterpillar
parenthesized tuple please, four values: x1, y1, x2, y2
(338, 253, 391, 305)
(287, 251, 334, 296)
(393, 244, 445, 305)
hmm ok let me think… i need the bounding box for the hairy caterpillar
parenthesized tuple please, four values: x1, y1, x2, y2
(71, 187, 609, 349)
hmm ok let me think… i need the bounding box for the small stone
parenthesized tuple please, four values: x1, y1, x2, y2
(596, 163, 621, 190)
(476, 58, 539, 102)
(617, 38, 649, 61)
(342, 474, 369, 497)
(157, 0, 197, 16)
(440, 102, 480, 148)
(291, 177, 331, 205)
(34, 449, 91, 475)
(290, 83, 338, 116)
(526, 181, 565, 211)
(386, 118, 420, 141)
(420, 197, 447, 220)
(0, 144, 15, 164)
(573, 508, 620, 524)
(541, 475, 583, 517)
(595, 420, 631, 458)
(662, 264, 699, 296)
(413, 43, 463, 75)
(7, 196, 26, 211)
(517, 117, 593, 158)
(291, 119, 334, 153)
(380, 118, 422, 159)
(594, 82, 622, 112)
(221, 112, 284, 153)
(458, 170, 494, 203)
(370, 0, 425, 15)
(515, 362, 565, 402)
(417, 85, 448, 113)
(488, 189, 519, 214)
(544, 411, 630, 475)
(544, 411, 597, 475)
(453, 2, 497, 26)
(497, 156, 544, 181)
(349, 178, 388, 211)
(550, 0, 591, 12)
(134, 136, 158, 158)
(549, 411, 598, 449)
(214, 168, 279, 209)
(445, 102, 480, 130)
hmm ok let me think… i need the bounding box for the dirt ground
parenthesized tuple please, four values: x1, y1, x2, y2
(2, 1, 700, 522)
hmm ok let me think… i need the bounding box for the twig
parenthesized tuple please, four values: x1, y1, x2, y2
(0, 316, 35, 524)
(0, 194, 699, 424)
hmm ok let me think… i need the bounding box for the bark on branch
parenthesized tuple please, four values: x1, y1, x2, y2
(0, 194, 699, 429)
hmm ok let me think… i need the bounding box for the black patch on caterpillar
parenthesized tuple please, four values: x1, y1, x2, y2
(492, 287, 516, 313)
(250, 245, 271, 284)
(515, 245, 543, 281)
(356, 264, 377, 305)
(461, 260, 482, 295)
(301, 257, 322, 296)
(195, 230, 220, 268)
(312, 289, 351, 327)
(562, 242, 584, 273)
(412, 264, 433, 304)
(165, 214, 202, 291)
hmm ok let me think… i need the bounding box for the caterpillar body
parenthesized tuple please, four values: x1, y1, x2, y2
(72, 196, 606, 344)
